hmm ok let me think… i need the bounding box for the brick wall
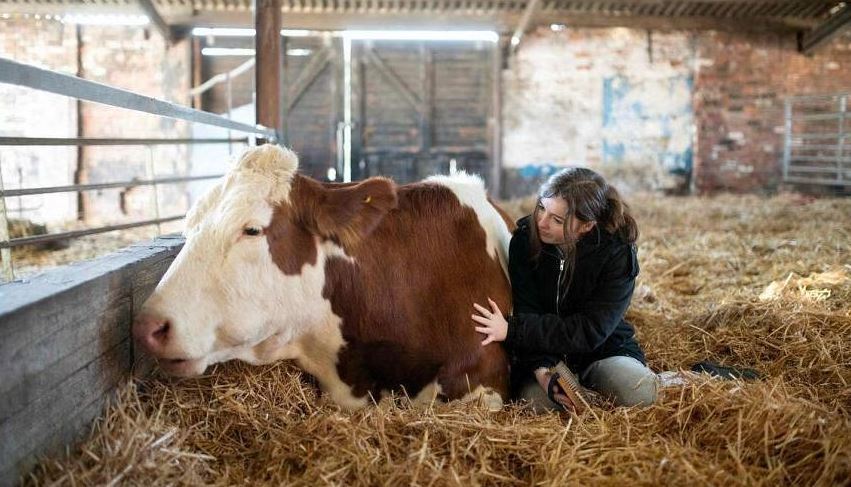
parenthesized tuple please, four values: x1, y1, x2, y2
(502, 27, 851, 197)
(0, 18, 191, 227)
(79, 26, 191, 224)
(693, 30, 851, 193)
(0, 19, 79, 224)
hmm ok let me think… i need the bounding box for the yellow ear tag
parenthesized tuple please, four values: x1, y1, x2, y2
(364, 196, 372, 204)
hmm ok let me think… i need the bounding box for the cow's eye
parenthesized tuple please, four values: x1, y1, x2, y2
(243, 226, 262, 237)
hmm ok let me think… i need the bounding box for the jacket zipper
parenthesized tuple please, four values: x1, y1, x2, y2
(556, 251, 565, 312)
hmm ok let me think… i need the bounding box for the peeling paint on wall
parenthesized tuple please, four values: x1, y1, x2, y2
(601, 74, 693, 176)
(502, 27, 695, 196)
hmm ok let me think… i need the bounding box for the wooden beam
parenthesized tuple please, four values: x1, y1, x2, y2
(510, 0, 542, 52)
(281, 34, 289, 145)
(169, 10, 818, 32)
(799, 4, 851, 54)
(364, 47, 422, 110)
(420, 44, 433, 155)
(255, 0, 283, 143)
(489, 39, 502, 198)
(287, 46, 332, 112)
(191, 37, 202, 109)
(137, 0, 172, 43)
(351, 45, 365, 180)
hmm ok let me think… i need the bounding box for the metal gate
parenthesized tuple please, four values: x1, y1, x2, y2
(783, 93, 850, 187)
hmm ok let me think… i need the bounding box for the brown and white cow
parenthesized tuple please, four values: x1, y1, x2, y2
(133, 145, 512, 410)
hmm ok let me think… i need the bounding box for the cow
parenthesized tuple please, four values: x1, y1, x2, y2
(133, 145, 513, 410)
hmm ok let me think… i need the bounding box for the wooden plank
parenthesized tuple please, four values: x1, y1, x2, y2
(364, 47, 422, 110)
(255, 0, 283, 142)
(1, 339, 131, 485)
(138, 0, 172, 43)
(510, 0, 542, 52)
(800, 4, 851, 54)
(287, 46, 332, 112)
(0, 236, 184, 486)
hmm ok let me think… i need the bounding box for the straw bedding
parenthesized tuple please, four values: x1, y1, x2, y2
(24, 194, 851, 486)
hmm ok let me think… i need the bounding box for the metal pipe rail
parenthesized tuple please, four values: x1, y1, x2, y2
(0, 174, 223, 198)
(0, 57, 277, 141)
(0, 57, 272, 281)
(189, 58, 256, 97)
(0, 216, 185, 250)
(0, 136, 249, 146)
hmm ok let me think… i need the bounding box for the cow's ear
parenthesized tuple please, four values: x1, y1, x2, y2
(292, 175, 398, 249)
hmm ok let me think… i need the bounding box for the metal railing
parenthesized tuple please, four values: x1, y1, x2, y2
(783, 92, 850, 186)
(0, 56, 277, 282)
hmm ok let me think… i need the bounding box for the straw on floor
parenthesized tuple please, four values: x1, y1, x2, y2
(25, 193, 851, 486)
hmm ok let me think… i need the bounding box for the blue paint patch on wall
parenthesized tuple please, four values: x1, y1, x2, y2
(602, 75, 693, 176)
(518, 163, 560, 180)
(603, 140, 626, 162)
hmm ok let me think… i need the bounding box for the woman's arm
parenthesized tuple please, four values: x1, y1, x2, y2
(507, 232, 542, 314)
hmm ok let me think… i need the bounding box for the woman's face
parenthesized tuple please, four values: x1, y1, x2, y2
(536, 196, 595, 245)
(536, 197, 569, 245)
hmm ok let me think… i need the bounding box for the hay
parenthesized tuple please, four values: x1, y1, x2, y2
(24, 194, 851, 486)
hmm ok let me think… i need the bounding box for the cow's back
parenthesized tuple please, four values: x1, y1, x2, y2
(322, 179, 511, 402)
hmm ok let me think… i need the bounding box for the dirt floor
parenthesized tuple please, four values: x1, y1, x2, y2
(21, 193, 851, 486)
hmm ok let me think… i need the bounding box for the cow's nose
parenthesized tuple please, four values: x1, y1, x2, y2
(133, 313, 171, 355)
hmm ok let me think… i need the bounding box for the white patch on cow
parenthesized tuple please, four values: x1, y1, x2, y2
(291, 318, 369, 411)
(376, 381, 442, 407)
(425, 172, 511, 278)
(411, 381, 443, 406)
(459, 385, 504, 412)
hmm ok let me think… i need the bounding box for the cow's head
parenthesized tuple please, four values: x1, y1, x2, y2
(133, 145, 397, 376)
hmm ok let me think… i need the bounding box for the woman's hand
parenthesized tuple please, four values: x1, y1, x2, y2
(472, 298, 507, 346)
(534, 367, 572, 409)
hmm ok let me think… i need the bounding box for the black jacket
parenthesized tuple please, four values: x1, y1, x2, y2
(504, 216, 645, 384)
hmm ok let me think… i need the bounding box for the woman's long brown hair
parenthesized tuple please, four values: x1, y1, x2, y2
(528, 167, 639, 302)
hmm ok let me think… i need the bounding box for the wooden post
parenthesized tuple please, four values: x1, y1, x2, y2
(280, 34, 288, 146)
(191, 37, 202, 109)
(351, 42, 365, 180)
(420, 43, 433, 179)
(489, 39, 503, 199)
(255, 0, 282, 144)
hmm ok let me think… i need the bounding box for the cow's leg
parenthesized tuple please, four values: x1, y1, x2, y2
(458, 385, 504, 411)
(248, 333, 301, 363)
(439, 346, 509, 411)
(293, 320, 370, 411)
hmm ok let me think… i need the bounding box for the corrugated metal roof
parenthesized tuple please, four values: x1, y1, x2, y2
(0, 0, 843, 29)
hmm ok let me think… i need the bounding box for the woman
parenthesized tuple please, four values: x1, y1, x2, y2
(473, 167, 657, 412)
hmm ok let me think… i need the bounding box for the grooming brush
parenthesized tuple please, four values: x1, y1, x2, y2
(551, 361, 592, 414)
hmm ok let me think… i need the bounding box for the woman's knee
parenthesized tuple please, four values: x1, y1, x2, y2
(516, 380, 561, 414)
(581, 356, 658, 407)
